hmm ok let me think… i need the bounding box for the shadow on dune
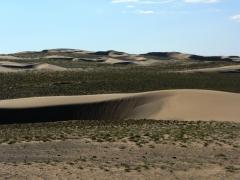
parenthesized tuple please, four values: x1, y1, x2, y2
(0, 96, 157, 124)
(1, 64, 36, 69)
(2, 89, 239, 124)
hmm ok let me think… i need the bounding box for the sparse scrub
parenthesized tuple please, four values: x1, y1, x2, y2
(1, 66, 240, 100)
(0, 120, 239, 147)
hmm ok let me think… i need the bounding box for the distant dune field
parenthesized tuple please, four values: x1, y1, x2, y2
(0, 49, 239, 71)
(0, 90, 240, 123)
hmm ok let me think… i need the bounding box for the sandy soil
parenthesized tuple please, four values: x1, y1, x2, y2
(104, 58, 137, 65)
(1, 90, 240, 123)
(102, 58, 156, 65)
(0, 139, 239, 180)
(44, 55, 74, 60)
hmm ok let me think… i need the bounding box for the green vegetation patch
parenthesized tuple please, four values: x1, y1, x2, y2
(1, 70, 240, 100)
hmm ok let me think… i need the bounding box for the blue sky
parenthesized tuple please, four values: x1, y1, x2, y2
(0, 0, 239, 55)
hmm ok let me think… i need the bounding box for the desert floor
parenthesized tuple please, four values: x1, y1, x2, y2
(0, 120, 239, 180)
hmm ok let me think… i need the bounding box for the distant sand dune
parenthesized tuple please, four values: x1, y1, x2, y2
(0, 90, 240, 124)
(0, 55, 21, 60)
(104, 58, 137, 65)
(181, 65, 240, 73)
(0, 61, 66, 72)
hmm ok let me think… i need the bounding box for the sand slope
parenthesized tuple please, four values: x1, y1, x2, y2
(181, 65, 240, 73)
(0, 61, 66, 72)
(0, 55, 21, 60)
(0, 90, 240, 123)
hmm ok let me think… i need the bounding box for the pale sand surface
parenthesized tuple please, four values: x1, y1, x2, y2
(0, 55, 21, 60)
(103, 57, 156, 65)
(103, 56, 158, 66)
(181, 65, 240, 73)
(1, 90, 240, 122)
(104, 58, 137, 65)
(167, 52, 191, 60)
(0, 61, 66, 72)
(43, 55, 74, 59)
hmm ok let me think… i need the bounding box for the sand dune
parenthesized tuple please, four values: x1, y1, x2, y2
(143, 52, 191, 60)
(181, 65, 240, 73)
(0, 90, 240, 123)
(0, 55, 21, 60)
(104, 58, 137, 65)
(9, 49, 240, 64)
(44, 55, 74, 60)
(0, 61, 66, 72)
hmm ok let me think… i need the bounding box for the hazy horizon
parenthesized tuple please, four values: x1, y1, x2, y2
(0, 0, 240, 56)
(1, 48, 240, 57)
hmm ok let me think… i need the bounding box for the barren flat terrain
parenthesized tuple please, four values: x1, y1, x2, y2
(0, 120, 239, 179)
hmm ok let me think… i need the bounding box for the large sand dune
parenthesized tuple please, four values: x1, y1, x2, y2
(0, 90, 240, 123)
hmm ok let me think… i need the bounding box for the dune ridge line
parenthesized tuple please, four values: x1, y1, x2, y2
(0, 89, 240, 123)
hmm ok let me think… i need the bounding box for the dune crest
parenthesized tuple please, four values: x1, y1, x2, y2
(0, 61, 66, 72)
(0, 90, 240, 123)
